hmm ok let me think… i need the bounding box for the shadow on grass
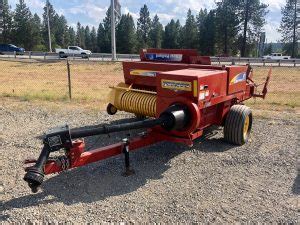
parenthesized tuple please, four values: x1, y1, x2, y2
(3, 119, 235, 210)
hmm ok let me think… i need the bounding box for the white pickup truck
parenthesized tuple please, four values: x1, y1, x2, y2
(55, 46, 92, 58)
(263, 53, 291, 60)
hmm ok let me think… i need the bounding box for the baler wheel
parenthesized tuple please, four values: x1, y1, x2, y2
(107, 103, 118, 115)
(224, 105, 252, 145)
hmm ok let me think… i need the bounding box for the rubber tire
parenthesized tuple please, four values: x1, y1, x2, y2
(107, 103, 118, 115)
(224, 105, 252, 145)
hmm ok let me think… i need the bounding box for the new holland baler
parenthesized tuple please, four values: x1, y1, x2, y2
(24, 49, 271, 193)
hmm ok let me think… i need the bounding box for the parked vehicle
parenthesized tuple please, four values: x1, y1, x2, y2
(0, 44, 25, 54)
(263, 53, 291, 60)
(55, 46, 92, 58)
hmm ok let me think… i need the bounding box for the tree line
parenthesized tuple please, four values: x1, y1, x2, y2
(0, 0, 298, 57)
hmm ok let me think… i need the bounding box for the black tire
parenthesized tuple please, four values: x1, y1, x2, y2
(59, 52, 66, 58)
(81, 53, 87, 59)
(107, 103, 118, 115)
(224, 105, 252, 145)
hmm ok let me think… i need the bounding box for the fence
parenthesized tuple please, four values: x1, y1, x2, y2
(0, 58, 299, 111)
(1, 51, 300, 67)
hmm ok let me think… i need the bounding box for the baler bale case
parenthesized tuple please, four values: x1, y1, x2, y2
(24, 49, 271, 193)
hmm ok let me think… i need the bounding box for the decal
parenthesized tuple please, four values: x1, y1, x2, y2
(130, 69, 157, 77)
(161, 80, 192, 91)
(145, 53, 183, 62)
(205, 90, 210, 97)
(230, 72, 247, 84)
(199, 92, 205, 100)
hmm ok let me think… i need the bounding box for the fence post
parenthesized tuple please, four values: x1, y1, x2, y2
(294, 60, 296, 67)
(29, 51, 32, 59)
(67, 60, 72, 100)
(278, 60, 281, 67)
(44, 52, 47, 60)
(14, 51, 16, 58)
(263, 59, 265, 66)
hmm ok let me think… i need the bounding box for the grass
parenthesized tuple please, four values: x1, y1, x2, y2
(0, 59, 299, 117)
(0, 60, 123, 106)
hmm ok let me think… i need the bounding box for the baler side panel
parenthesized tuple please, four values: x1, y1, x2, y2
(227, 66, 248, 95)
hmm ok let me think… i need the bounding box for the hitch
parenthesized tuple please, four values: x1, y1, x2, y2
(24, 125, 73, 193)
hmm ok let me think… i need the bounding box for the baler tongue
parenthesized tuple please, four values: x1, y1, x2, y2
(23, 105, 189, 192)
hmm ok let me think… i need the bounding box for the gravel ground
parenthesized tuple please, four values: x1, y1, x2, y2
(0, 100, 299, 223)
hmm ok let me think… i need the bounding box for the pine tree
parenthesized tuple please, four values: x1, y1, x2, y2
(215, 0, 239, 56)
(90, 26, 97, 52)
(55, 15, 68, 48)
(101, 7, 112, 53)
(137, 4, 151, 49)
(198, 10, 216, 55)
(84, 26, 91, 50)
(163, 19, 181, 49)
(31, 13, 43, 50)
(0, 0, 13, 43)
(76, 22, 85, 48)
(239, 0, 268, 57)
(197, 9, 208, 52)
(13, 0, 35, 50)
(149, 15, 163, 48)
(181, 9, 198, 49)
(68, 27, 76, 46)
(117, 13, 137, 53)
(279, 0, 299, 58)
(97, 23, 106, 52)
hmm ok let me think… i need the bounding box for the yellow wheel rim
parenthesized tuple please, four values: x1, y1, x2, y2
(243, 115, 250, 139)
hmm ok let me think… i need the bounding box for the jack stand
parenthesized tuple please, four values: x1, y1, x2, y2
(122, 138, 135, 176)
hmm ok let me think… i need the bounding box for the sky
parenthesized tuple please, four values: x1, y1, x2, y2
(9, 0, 286, 43)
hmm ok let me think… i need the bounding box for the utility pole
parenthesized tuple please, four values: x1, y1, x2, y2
(46, 0, 52, 52)
(111, 0, 117, 61)
(292, 0, 297, 59)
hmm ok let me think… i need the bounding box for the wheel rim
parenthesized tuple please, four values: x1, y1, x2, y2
(243, 115, 250, 140)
